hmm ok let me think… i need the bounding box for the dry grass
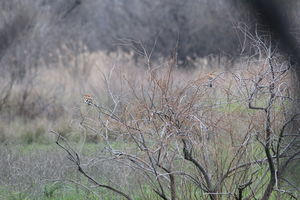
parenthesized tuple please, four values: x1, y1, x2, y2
(0, 44, 235, 143)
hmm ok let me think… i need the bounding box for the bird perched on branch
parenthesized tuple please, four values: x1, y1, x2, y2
(83, 94, 93, 105)
(207, 73, 215, 87)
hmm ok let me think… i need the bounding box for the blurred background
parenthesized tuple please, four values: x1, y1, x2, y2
(1, 0, 300, 63)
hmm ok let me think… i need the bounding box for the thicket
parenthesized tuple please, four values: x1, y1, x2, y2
(52, 36, 300, 199)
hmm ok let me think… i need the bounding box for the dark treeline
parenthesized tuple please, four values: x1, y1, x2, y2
(0, 0, 300, 66)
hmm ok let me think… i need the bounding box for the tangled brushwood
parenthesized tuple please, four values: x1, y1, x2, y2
(54, 50, 300, 200)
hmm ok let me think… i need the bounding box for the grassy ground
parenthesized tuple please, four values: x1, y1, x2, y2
(1, 141, 298, 200)
(0, 142, 169, 200)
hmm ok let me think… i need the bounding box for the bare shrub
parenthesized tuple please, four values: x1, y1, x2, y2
(53, 45, 299, 200)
